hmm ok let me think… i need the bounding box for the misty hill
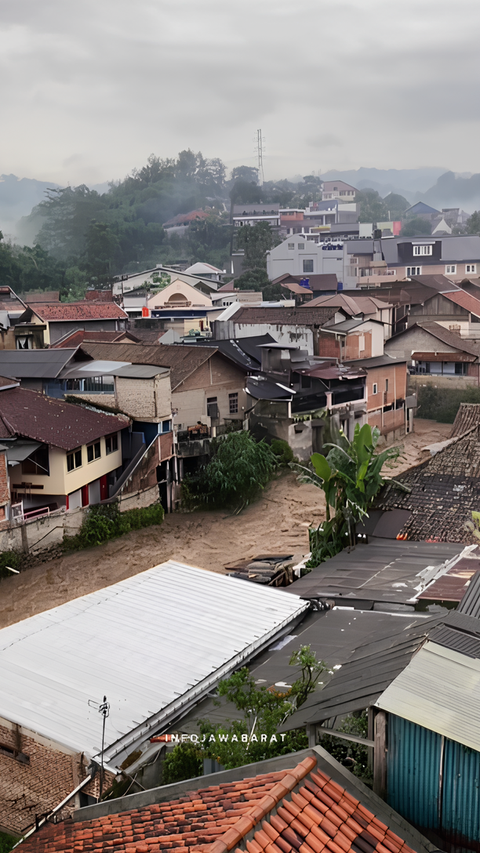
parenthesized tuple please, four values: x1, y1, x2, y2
(416, 171, 480, 213)
(319, 167, 448, 201)
(0, 174, 60, 239)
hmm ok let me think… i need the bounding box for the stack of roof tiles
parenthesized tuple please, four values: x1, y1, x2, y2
(18, 757, 417, 853)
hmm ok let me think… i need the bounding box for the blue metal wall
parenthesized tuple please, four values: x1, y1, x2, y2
(442, 737, 480, 843)
(387, 715, 442, 829)
(387, 714, 480, 849)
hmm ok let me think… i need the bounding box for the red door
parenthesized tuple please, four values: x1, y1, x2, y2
(100, 475, 108, 501)
(81, 485, 89, 507)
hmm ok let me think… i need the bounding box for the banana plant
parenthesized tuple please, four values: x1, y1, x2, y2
(292, 423, 406, 566)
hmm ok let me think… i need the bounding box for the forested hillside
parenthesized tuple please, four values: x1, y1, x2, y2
(0, 151, 327, 300)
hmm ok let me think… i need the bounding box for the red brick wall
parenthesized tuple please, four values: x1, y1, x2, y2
(317, 332, 340, 359)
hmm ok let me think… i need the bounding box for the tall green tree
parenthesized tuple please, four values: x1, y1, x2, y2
(234, 222, 277, 291)
(400, 217, 432, 237)
(357, 189, 389, 223)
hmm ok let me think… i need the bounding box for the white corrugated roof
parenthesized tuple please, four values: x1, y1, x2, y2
(375, 640, 480, 751)
(0, 561, 307, 766)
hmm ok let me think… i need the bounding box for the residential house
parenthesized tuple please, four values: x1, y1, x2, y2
(14, 302, 128, 347)
(0, 382, 128, 517)
(403, 288, 480, 335)
(212, 305, 347, 355)
(0, 286, 30, 349)
(267, 236, 349, 283)
(51, 329, 140, 347)
(80, 341, 249, 435)
(0, 560, 306, 834)
(16, 749, 434, 853)
(245, 343, 367, 458)
(402, 201, 440, 222)
(321, 180, 357, 201)
(346, 354, 409, 441)
(161, 208, 210, 237)
(184, 262, 225, 281)
(271, 273, 338, 305)
(346, 235, 480, 287)
(232, 203, 281, 230)
(305, 293, 394, 337)
(384, 321, 480, 384)
(112, 265, 219, 298)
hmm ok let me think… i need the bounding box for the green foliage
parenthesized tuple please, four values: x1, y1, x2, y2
(292, 424, 402, 566)
(64, 502, 164, 550)
(189, 431, 277, 510)
(270, 439, 294, 465)
(162, 742, 204, 785)
(356, 189, 389, 223)
(234, 222, 279, 292)
(318, 712, 372, 784)
(382, 193, 410, 220)
(0, 832, 16, 853)
(415, 384, 480, 423)
(0, 550, 24, 580)
(400, 217, 432, 237)
(466, 211, 480, 236)
(198, 645, 326, 770)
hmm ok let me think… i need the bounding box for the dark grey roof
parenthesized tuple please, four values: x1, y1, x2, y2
(0, 348, 84, 379)
(246, 375, 293, 401)
(174, 607, 436, 733)
(457, 570, 480, 617)
(428, 623, 480, 658)
(282, 539, 464, 607)
(346, 354, 407, 368)
(282, 613, 441, 728)
(194, 335, 275, 371)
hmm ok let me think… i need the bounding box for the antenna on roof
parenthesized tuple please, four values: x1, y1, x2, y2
(88, 695, 110, 798)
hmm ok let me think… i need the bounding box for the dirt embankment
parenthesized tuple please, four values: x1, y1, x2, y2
(0, 419, 451, 629)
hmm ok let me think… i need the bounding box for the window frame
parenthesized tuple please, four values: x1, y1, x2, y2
(413, 245, 433, 256)
(87, 441, 101, 463)
(228, 392, 239, 415)
(105, 433, 118, 455)
(67, 447, 82, 472)
(445, 264, 457, 275)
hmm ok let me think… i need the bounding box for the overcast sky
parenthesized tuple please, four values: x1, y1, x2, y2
(2, 0, 479, 186)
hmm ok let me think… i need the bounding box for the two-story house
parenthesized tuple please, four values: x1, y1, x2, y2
(14, 302, 128, 347)
(0, 381, 129, 518)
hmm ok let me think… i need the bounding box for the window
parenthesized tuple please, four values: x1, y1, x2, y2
(446, 264, 457, 274)
(162, 420, 172, 433)
(105, 433, 118, 455)
(229, 392, 239, 414)
(298, 243, 305, 250)
(406, 266, 421, 276)
(413, 245, 433, 256)
(303, 259, 314, 273)
(301, 375, 312, 389)
(372, 383, 378, 395)
(22, 445, 49, 476)
(67, 448, 82, 471)
(466, 264, 477, 274)
(87, 441, 101, 463)
(288, 242, 295, 250)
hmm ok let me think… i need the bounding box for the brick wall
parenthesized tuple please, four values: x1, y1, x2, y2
(0, 452, 9, 507)
(317, 332, 340, 359)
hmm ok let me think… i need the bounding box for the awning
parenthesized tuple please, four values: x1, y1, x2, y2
(411, 352, 477, 363)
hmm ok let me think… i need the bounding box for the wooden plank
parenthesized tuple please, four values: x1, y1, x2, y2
(317, 727, 374, 748)
(373, 710, 387, 799)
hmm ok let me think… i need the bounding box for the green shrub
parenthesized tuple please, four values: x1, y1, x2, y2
(0, 831, 16, 853)
(0, 551, 23, 580)
(416, 384, 480, 423)
(270, 439, 294, 465)
(64, 502, 164, 551)
(188, 431, 277, 510)
(162, 742, 203, 785)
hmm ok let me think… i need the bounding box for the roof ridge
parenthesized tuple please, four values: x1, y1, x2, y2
(203, 757, 317, 853)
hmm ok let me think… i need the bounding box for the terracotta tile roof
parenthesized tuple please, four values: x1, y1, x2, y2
(17, 756, 419, 853)
(0, 386, 129, 450)
(28, 302, 128, 322)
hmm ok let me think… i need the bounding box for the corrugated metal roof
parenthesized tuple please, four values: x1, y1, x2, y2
(457, 569, 480, 617)
(0, 561, 307, 767)
(427, 624, 480, 658)
(282, 613, 439, 728)
(375, 640, 480, 751)
(0, 348, 81, 379)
